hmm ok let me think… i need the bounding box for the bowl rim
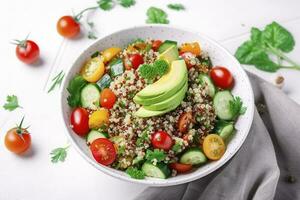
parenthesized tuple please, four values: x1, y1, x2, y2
(60, 24, 255, 186)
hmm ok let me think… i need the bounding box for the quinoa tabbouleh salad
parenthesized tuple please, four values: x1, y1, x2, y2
(67, 39, 246, 179)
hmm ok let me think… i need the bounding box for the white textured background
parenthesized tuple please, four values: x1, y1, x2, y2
(0, 0, 300, 199)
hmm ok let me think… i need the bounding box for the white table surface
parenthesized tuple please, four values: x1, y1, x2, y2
(1, 0, 300, 199)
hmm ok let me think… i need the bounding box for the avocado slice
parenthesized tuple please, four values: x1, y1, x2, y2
(136, 60, 187, 98)
(144, 81, 187, 111)
(158, 45, 179, 64)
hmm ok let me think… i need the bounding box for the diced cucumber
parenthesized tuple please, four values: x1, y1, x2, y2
(214, 120, 235, 141)
(198, 74, 216, 97)
(180, 148, 207, 165)
(158, 40, 177, 54)
(80, 84, 100, 110)
(86, 130, 108, 145)
(110, 59, 124, 77)
(142, 162, 171, 179)
(97, 74, 112, 90)
(213, 91, 235, 120)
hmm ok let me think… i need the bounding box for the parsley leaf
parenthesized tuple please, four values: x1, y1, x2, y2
(118, 0, 135, 8)
(146, 7, 169, 24)
(229, 96, 247, 119)
(139, 64, 157, 80)
(50, 145, 70, 163)
(145, 149, 166, 163)
(235, 21, 300, 72)
(67, 75, 87, 108)
(3, 95, 22, 111)
(153, 59, 169, 76)
(48, 70, 65, 93)
(126, 167, 145, 179)
(167, 3, 185, 11)
(98, 0, 114, 10)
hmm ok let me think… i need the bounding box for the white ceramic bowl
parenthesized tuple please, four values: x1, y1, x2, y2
(60, 25, 254, 186)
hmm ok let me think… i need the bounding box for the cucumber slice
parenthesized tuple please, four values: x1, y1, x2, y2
(97, 74, 112, 90)
(86, 130, 108, 145)
(158, 40, 177, 54)
(180, 148, 207, 165)
(110, 59, 124, 77)
(81, 84, 100, 110)
(214, 120, 235, 140)
(213, 91, 235, 120)
(198, 74, 216, 97)
(142, 162, 171, 179)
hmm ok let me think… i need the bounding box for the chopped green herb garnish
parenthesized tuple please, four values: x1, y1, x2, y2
(98, 0, 114, 10)
(3, 95, 22, 111)
(48, 70, 65, 93)
(139, 59, 169, 80)
(153, 59, 169, 76)
(146, 7, 169, 24)
(118, 0, 135, 8)
(167, 3, 185, 11)
(145, 149, 166, 163)
(126, 167, 145, 179)
(50, 145, 70, 163)
(136, 127, 150, 147)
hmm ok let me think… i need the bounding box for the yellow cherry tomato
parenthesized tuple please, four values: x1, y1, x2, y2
(88, 109, 109, 129)
(202, 134, 226, 160)
(180, 42, 201, 56)
(102, 47, 121, 63)
(81, 57, 105, 83)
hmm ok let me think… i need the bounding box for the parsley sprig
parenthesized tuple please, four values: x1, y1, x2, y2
(229, 96, 247, 119)
(145, 149, 166, 163)
(139, 59, 169, 80)
(50, 145, 70, 163)
(167, 3, 185, 11)
(3, 95, 22, 111)
(146, 7, 169, 24)
(98, 0, 135, 10)
(126, 167, 145, 179)
(235, 21, 299, 72)
(48, 70, 65, 93)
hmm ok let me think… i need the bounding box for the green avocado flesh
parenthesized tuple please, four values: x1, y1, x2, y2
(158, 45, 179, 64)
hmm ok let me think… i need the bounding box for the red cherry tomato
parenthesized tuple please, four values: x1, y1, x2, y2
(15, 40, 40, 64)
(70, 107, 89, 137)
(170, 163, 193, 173)
(90, 138, 116, 166)
(210, 66, 234, 89)
(152, 40, 162, 51)
(178, 112, 193, 133)
(129, 54, 144, 70)
(57, 16, 80, 38)
(180, 52, 196, 69)
(151, 131, 173, 150)
(100, 88, 116, 109)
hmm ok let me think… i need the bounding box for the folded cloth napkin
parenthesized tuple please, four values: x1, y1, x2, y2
(134, 73, 300, 200)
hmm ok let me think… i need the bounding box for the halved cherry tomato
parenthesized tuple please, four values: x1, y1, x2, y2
(70, 107, 89, 137)
(102, 47, 121, 63)
(128, 54, 144, 70)
(180, 42, 201, 56)
(152, 40, 162, 51)
(202, 134, 226, 160)
(210, 66, 234, 89)
(90, 138, 116, 165)
(170, 163, 193, 173)
(178, 112, 193, 133)
(57, 16, 80, 38)
(151, 131, 173, 150)
(100, 88, 116, 109)
(89, 109, 109, 129)
(80, 57, 105, 83)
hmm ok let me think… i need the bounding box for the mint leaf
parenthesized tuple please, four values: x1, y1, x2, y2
(145, 149, 166, 163)
(3, 95, 21, 111)
(146, 7, 169, 24)
(126, 167, 145, 179)
(167, 3, 185, 11)
(98, 0, 114, 10)
(67, 75, 87, 107)
(50, 146, 69, 163)
(118, 0, 135, 8)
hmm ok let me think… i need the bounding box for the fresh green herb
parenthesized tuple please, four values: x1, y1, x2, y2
(87, 21, 98, 40)
(229, 96, 247, 119)
(145, 149, 166, 163)
(67, 75, 88, 107)
(136, 127, 150, 147)
(146, 7, 169, 24)
(235, 21, 299, 72)
(126, 167, 145, 179)
(172, 143, 181, 153)
(118, 0, 135, 8)
(153, 59, 169, 76)
(50, 145, 70, 163)
(167, 3, 185, 11)
(3, 95, 22, 111)
(91, 51, 100, 58)
(48, 70, 65, 93)
(98, 0, 114, 10)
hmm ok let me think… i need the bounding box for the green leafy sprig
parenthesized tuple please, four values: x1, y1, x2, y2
(235, 21, 299, 72)
(145, 149, 166, 163)
(50, 145, 70, 163)
(98, 0, 135, 10)
(48, 70, 65, 93)
(229, 96, 247, 119)
(126, 167, 145, 179)
(167, 3, 185, 11)
(3, 95, 22, 111)
(146, 7, 169, 24)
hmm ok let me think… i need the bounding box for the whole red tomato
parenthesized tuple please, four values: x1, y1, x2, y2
(210, 66, 234, 89)
(15, 40, 40, 64)
(70, 107, 89, 136)
(57, 16, 80, 38)
(151, 131, 173, 150)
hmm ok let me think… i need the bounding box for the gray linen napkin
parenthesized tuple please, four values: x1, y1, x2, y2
(134, 73, 300, 200)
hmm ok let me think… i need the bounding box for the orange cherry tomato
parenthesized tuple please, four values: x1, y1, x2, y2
(152, 40, 162, 51)
(180, 42, 201, 56)
(100, 88, 117, 109)
(56, 16, 80, 38)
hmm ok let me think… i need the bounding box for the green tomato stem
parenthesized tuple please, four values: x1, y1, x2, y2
(280, 66, 300, 70)
(74, 6, 98, 22)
